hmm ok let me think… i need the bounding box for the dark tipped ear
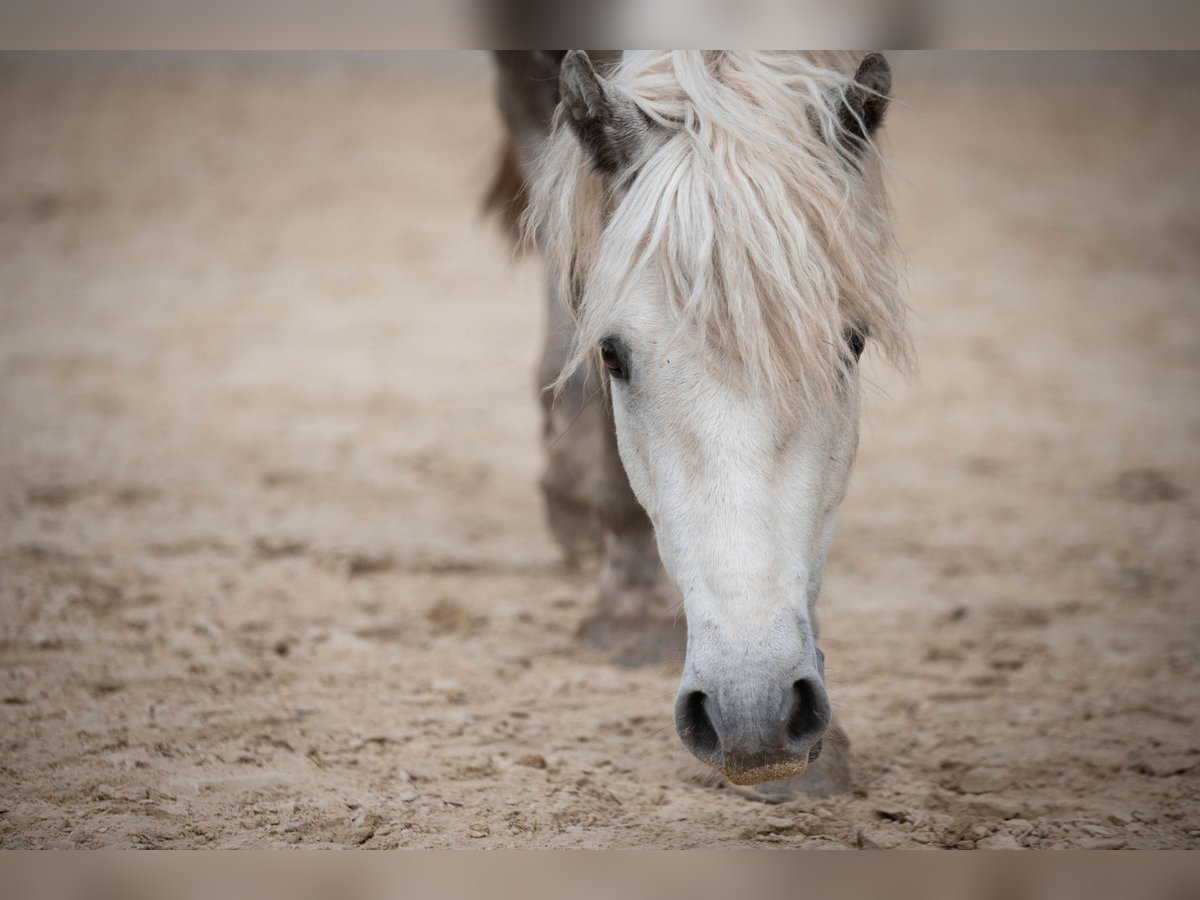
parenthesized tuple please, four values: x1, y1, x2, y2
(836, 52, 892, 153)
(559, 50, 649, 175)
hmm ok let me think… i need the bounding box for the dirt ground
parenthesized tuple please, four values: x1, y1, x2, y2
(1, 55, 1198, 849)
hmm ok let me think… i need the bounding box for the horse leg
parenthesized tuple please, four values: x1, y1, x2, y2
(489, 53, 603, 567)
(578, 392, 687, 667)
(536, 277, 603, 568)
(492, 51, 682, 664)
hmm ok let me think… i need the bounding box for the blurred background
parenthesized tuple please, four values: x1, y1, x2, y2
(0, 52, 1197, 849)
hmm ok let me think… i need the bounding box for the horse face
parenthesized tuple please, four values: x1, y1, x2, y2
(546, 50, 898, 784)
(600, 277, 859, 784)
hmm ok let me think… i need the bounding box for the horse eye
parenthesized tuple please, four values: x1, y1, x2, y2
(599, 338, 629, 380)
(846, 327, 866, 362)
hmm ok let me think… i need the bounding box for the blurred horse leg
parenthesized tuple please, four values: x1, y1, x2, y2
(489, 52, 600, 564)
(538, 262, 683, 664)
(536, 274, 604, 567)
(580, 394, 686, 666)
(490, 50, 683, 663)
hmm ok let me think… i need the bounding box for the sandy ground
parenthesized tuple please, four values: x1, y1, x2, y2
(1, 56, 1198, 849)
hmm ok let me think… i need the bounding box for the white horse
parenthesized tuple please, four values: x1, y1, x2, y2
(491, 51, 910, 794)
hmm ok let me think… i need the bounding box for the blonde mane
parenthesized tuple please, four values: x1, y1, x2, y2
(527, 51, 912, 410)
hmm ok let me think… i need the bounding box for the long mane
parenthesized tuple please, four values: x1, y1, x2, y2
(527, 50, 912, 409)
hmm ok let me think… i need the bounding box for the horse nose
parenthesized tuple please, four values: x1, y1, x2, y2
(674, 676, 831, 785)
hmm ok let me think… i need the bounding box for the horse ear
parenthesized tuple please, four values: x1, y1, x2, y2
(559, 50, 649, 175)
(834, 52, 892, 153)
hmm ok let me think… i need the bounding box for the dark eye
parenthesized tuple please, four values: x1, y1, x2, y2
(845, 326, 866, 362)
(599, 337, 629, 381)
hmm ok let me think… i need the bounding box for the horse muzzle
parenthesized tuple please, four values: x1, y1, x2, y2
(673, 670, 831, 785)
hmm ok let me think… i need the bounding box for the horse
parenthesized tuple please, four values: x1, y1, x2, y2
(488, 51, 911, 796)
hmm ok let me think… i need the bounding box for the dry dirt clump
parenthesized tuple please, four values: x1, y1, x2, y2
(426, 598, 487, 638)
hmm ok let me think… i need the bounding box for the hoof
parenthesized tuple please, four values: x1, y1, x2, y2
(578, 613, 686, 667)
(584, 538, 684, 666)
(729, 721, 853, 802)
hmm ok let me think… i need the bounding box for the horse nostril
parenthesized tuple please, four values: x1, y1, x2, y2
(787, 678, 830, 747)
(677, 691, 721, 760)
